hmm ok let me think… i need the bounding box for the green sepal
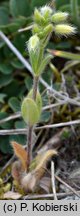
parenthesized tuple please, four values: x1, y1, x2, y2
(34, 8, 45, 25)
(32, 24, 41, 34)
(38, 24, 53, 39)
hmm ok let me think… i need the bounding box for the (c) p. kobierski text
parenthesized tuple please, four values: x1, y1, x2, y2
(32, 202, 77, 212)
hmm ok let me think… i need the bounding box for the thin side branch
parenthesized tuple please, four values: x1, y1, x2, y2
(0, 128, 27, 135)
(0, 119, 80, 135)
(37, 119, 80, 130)
(0, 112, 21, 124)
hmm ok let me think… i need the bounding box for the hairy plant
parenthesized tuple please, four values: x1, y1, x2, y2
(10, 5, 76, 193)
(21, 5, 76, 170)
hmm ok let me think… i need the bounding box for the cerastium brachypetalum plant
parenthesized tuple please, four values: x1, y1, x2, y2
(11, 5, 76, 193)
(21, 5, 76, 170)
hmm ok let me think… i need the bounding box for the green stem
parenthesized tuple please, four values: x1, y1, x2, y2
(33, 76, 39, 100)
(27, 125, 33, 171)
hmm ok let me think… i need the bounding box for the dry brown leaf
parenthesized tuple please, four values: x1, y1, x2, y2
(35, 149, 57, 171)
(21, 149, 57, 192)
(3, 191, 22, 199)
(11, 160, 25, 181)
(21, 172, 36, 192)
(11, 141, 28, 171)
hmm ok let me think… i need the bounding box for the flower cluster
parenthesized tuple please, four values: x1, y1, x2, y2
(32, 6, 76, 38)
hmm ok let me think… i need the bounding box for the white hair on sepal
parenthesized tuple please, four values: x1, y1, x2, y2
(40, 5, 53, 16)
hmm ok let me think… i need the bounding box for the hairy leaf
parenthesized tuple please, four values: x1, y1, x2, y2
(11, 141, 28, 171)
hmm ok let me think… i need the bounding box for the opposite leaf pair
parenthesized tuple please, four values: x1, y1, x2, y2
(21, 89, 42, 125)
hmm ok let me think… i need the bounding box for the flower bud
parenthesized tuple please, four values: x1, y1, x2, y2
(34, 8, 45, 24)
(54, 24, 76, 36)
(27, 35, 40, 74)
(43, 24, 53, 36)
(51, 12, 68, 23)
(38, 24, 53, 39)
(32, 24, 40, 34)
(28, 34, 40, 53)
(40, 5, 53, 19)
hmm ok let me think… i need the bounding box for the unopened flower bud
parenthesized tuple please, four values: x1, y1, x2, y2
(32, 24, 40, 34)
(40, 5, 53, 19)
(28, 35, 40, 53)
(34, 8, 45, 24)
(54, 24, 76, 36)
(27, 35, 40, 74)
(42, 24, 53, 38)
(51, 12, 68, 23)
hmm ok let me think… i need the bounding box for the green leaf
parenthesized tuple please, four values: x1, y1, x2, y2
(0, 112, 13, 129)
(5, 22, 19, 33)
(31, 0, 49, 8)
(3, 45, 13, 58)
(61, 60, 80, 73)
(8, 97, 21, 112)
(40, 111, 51, 123)
(0, 6, 9, 26)
(56, 0, 70, 8)
(48, 49, 80, 61)
(53, 82, 61, 91)
(0, 112, 8, 121)
(2, 80, 20, 98)
(10, 0, 31, 17)
(28, 89, 42, 114)
(38, 54, 52, 75)
(29, 49, 40, 75)
(13, 34, 28, 53)
(11, 59, 24, 69)
(59, 4, 71, 13)
(61, 130, 71, 140)
(0, 74, 12, 88)
(0, 136, 12, 154)
(15, 120, 26, 129)
(0, 94, 7, 103)
(42, 68, 52, 85)
(0, 41, 4, 48)
(24, 75, 33, 91)
(9, 135, 26, 146)
(0, 63, 13, 74)
(21, 97, 40, 125)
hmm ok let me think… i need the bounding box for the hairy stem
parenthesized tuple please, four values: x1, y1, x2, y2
(27, 75, 39, 171)
(27, 125, 33, 170)
(33, 76, 39, 100)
